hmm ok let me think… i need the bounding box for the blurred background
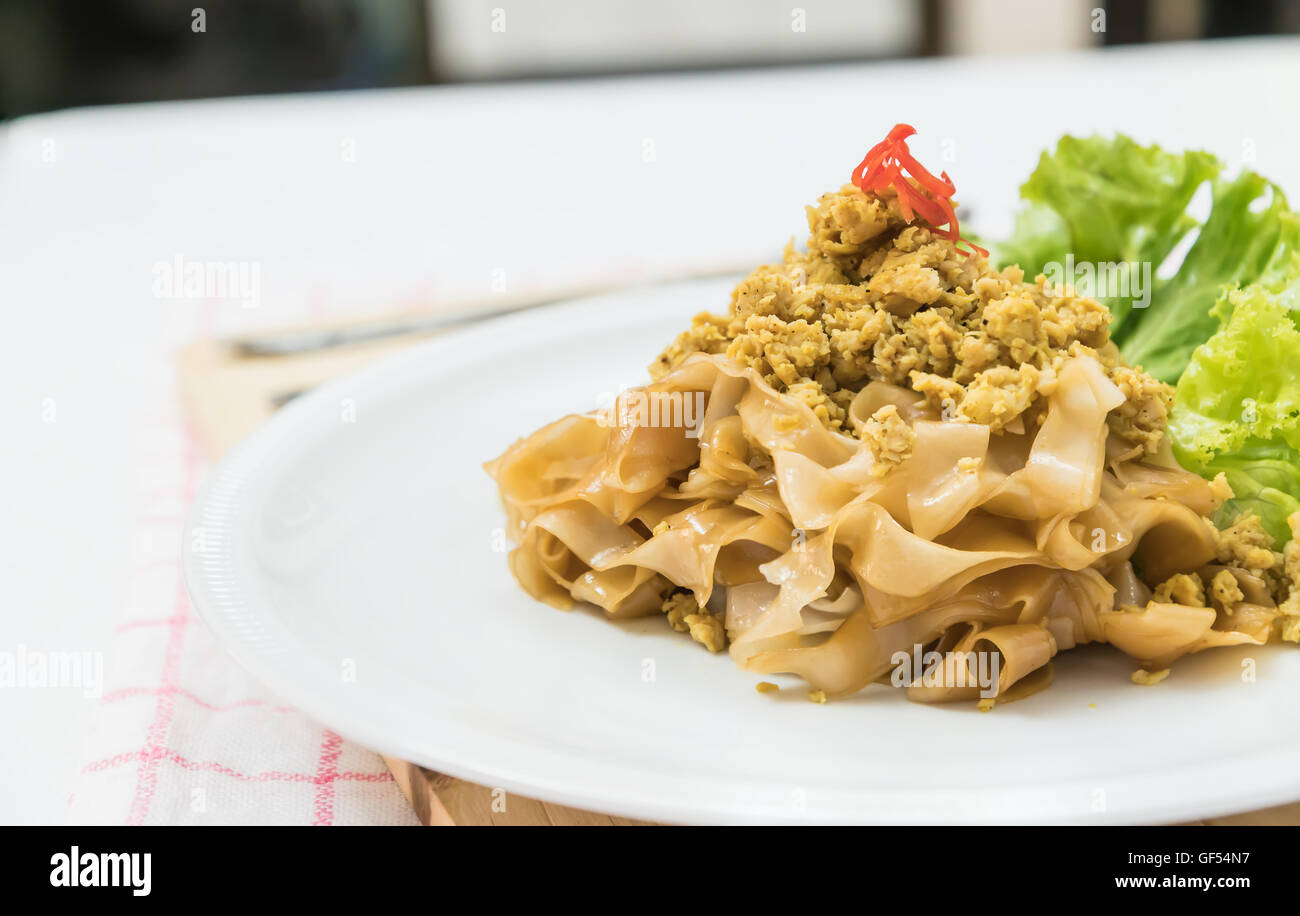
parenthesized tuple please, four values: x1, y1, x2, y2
(2, 0, 1298, 119)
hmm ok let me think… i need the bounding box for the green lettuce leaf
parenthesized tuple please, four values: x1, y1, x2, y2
(997, 135, 1219, 340)
(1168, 281, 1300, 543)
(997, 134, 1300, 383)
(1121, 171, 1300, 382)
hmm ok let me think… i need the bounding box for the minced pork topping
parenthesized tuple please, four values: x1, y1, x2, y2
(650, 184, 1172, 452)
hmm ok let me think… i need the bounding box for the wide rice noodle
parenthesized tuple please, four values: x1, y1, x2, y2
(486, 352, 1276, 702)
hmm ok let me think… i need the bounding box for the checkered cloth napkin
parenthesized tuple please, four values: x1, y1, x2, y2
(66, 300, 418, 826)
(66, 414, 417, 825)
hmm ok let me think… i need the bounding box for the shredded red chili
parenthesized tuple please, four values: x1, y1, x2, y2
(851, 124, 988, 258)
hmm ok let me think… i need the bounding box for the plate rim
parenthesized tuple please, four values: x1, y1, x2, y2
(183, 277, 1300, 825)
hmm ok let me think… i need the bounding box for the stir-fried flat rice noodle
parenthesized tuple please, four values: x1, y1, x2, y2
(488, 351, 1287, 701)
(486, 181, 1300, 704)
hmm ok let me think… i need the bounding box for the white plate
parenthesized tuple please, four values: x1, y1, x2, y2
(184, 277, 1300, 824)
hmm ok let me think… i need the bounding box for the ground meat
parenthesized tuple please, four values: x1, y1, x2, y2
(727, 315, 831, 388)
(660, 590, 727, 653)
(1279, 512, 1300, 641)
(785, 378, 850, 432)
(651, 311, 732, 376)
(685, 614, 727, 653)
(1107, 364, 1174, 453)
(1206, 512, 1300, 637)
(944, 364, 1040, 427)
(1152, 572, 1206, 607)
(806, 187, 899, 256)
(651, 184, 1170, 447)
(1208, 568, 1245, 612)
(1211, 514, 1283, 590)
(1208, 473, 1233, 505)
(860, 404, 914, 476)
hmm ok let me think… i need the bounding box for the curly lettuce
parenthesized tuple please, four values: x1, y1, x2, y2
(1168, 281, 1300, 544)
(997, 135, 1300, 383)
(1124, 171, 1300, 383)
(997, 134, 1300, 546)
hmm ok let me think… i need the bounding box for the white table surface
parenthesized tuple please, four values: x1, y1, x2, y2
(2, 37, 1298, 825)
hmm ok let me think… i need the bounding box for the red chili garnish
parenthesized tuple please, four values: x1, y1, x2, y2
(851, 124, 988, 259)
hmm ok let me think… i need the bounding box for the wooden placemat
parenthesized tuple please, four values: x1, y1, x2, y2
(176, 308, 1299, 827)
